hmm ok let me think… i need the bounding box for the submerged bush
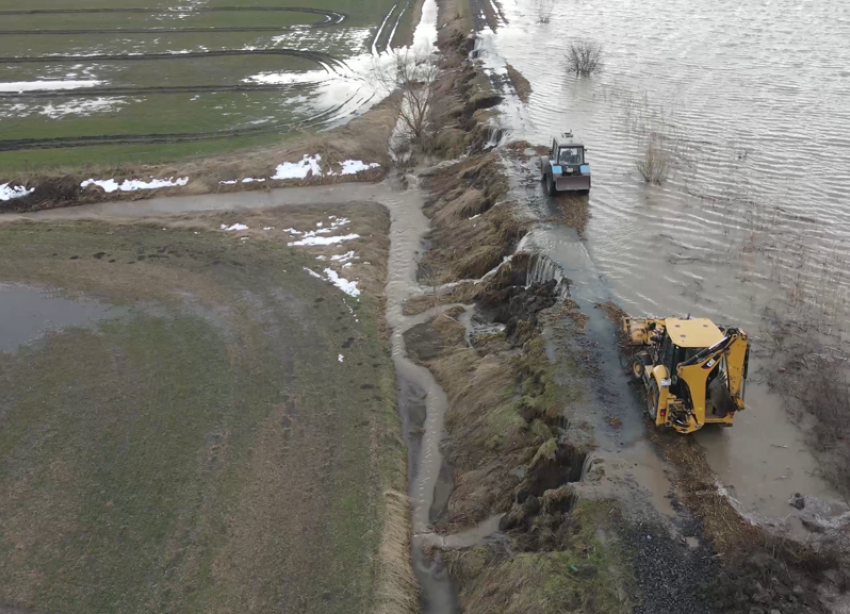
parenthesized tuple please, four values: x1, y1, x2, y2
(565, 40, 603, 77)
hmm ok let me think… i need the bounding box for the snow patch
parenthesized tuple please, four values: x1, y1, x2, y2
(324, 268, 360, 297)
(221, 223, 248, 231)
(271, 154, 323, 180)
(288, 233, 360, 247)
(80, 176, 188, 193)
(338, 354, 344, 363)
(0, 183, 33, 201)
(0, 80, 102, 93)
(330, 251, 358, 263)
(339, 159, 381, 175)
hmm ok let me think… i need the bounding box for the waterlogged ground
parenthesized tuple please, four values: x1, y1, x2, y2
(0, 0, 421, 169)
(0, 205, 403, 613)
(476, 0, 850, 528)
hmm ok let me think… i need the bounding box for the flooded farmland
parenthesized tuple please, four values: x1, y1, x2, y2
(477, 0, 850, 526)
(0, 0, 422, 168)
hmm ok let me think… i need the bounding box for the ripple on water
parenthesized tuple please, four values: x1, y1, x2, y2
(484, 0, 850, 522)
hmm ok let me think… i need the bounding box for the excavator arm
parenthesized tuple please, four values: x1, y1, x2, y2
(677, 329, 749, 427)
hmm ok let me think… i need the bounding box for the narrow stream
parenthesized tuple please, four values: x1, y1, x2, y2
(475, 0, 850, 529)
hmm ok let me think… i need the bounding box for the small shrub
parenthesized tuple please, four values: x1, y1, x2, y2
(635, 136, 671, 184)
(565, 40, 603, 77)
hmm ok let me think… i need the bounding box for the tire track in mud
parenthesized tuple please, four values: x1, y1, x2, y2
(0, 91, 366, 151)
(1, 48, 348, 69)
(0, 6, 370, 153)
(0, 83, 320, 99)
(0, 6, 346, 27)
(370, 0, 413, 54)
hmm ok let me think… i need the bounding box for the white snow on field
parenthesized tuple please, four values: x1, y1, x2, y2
(219, 180, 238, 185)
(302, 266, 360, 298)
(271, 154, 323, 180)
(0, 183, 33, 201)
(288, 233, 360, 247)
(338, 160, 381, 175)
(40, 97, 127, 119)
(338, 353, 344, 362)
(330, 251, 358, 263)
(80, 177, 188, 193)
(243, 70, 329, 86)
(324, 267, 360, 297)
(241, 177, 265, 183)
(0, 80, 102, 93)
(221, 223, 249, 231)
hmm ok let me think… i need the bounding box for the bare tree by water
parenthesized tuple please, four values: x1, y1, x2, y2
(535, 0, 554, 24)
(565, 40, 603, 77)
(374, 49, 441, 147)
(635, 134, 671, 184)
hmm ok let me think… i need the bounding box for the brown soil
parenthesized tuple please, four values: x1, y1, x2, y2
(1, 95, 400, 214)
(505, 64, 532, 104)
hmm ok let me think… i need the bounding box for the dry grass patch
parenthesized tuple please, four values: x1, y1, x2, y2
(421, 153, 525, 282)
(505, 64, 532, 104)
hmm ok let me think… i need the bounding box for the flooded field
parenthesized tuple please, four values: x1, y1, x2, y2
(0, 0, 420, 169)
(477, 0, 850, 525)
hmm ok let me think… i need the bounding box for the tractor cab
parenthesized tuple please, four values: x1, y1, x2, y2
(551, 135, 587, 170)
(540, 131, 591, 195)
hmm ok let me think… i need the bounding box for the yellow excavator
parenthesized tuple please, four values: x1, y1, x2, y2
(624, 317, 750, 434)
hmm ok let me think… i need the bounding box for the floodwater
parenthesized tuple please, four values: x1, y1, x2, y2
(477, 0, 850, 524)
(0, 283, 127, 353)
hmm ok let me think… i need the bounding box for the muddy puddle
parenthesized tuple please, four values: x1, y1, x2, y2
(0, 283, 128, 353)
(475, 0, 850, 530)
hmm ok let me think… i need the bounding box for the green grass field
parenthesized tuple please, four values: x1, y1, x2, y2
(0, 0, 417, 171)
(0, 205, 405, 613)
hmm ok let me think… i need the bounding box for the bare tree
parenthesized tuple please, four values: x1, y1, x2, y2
(535, 0, 554, 23)
(374, 49, 441, 146)
(635, 134, 671, 184)
(565, 40, 603, 77)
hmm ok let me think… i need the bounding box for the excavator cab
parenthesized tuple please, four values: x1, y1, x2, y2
(624, 317, 749, 434)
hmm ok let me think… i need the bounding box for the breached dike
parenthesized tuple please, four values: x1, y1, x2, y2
(80, 177, 189, 193)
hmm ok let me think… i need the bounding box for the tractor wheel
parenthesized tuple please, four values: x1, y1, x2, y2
(631, 351, 651, 380)
(542, 173, 556, 196)
(647, 380, 659, 421)
(631, 359, 645, 380)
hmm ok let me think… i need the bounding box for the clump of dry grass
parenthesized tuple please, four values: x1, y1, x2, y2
(420, 153, 525, 282)
(505, 64, 532, 104)
(374, 490, 419, 614)
(565, 40, 603, 77)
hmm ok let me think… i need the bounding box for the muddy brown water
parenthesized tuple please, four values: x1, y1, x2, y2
(478, 0, 850, 526)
